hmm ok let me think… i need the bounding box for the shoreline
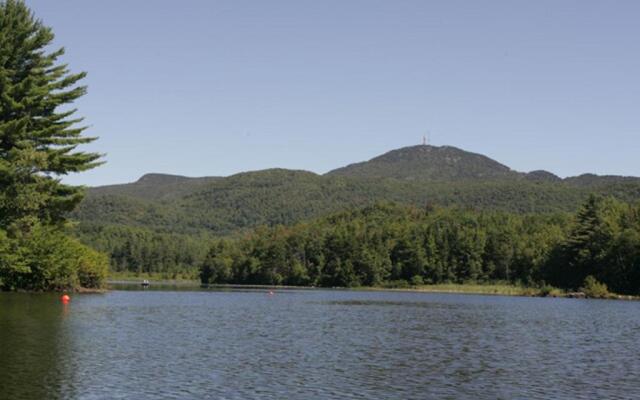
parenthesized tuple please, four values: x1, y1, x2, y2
(106, 279, 639, 300)
(6, 281, 636, 301)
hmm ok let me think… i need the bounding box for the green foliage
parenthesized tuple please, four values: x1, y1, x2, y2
(194, 203, 559, 287)
(410, 275, 424, 286)
(580, 276, 610, 299)
(192, 199, 640, 295)
(542, 195, 640, 293)
(65, 145, 640, 295)
(89, 173, 223, 201)
(76, 244, 109, 289)
(0, 224, 108, 290)
(0, 1, 106, 291)
(0, 0, 101, 230)
(200, 240, 234, 284)
(0, 229, 20, 288)
(74, 223, 211, 278)
(70, 183, 640, 296)
(73, 166, 640, 239)
(564, 195, 617, 284)
(538, 285, 556, 297)
(71, 174, 640, 296)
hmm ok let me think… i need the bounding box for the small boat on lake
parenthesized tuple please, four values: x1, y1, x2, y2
(141, 279, 150, 287)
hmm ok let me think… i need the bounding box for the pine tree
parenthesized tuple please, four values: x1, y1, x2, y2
(0, 0, 102, 232)
(562, 195, 615, 287)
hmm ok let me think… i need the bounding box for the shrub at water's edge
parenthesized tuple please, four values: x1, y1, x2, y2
(0, 225, 108, 291)
(75, 243, 110, 289)
(382, 282, 565, 297)
(580, 276, 610, 299)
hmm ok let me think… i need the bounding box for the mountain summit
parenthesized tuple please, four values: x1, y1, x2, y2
(326, 145, 519, 181)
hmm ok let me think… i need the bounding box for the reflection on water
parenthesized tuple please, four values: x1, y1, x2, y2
(1, 289, 640, 399)
(0, 293, 74, 399)
(320, 299, 472, 310)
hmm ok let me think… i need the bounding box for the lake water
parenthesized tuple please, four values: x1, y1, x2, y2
(1, 287, 640, 399)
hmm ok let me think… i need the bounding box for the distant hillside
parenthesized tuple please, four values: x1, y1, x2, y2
(73, 144, 640, 237)
(564, 173, 640, 187)
(327, 145, 520, 181)
(524, 170, 562, 183)
(89, 173, 222, 201)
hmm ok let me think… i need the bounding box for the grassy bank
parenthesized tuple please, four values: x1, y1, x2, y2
(108, 271, 199, 283)
(375, 283, 564, 297)
(373, 282, 639, 300)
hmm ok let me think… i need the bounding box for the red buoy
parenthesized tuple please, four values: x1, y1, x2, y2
(61, 294, 70, 304)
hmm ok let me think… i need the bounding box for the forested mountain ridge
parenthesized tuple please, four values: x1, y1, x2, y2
(74, 144, 640, 237)
(88, 173, 223, 201)
(86, 145, 640, 202)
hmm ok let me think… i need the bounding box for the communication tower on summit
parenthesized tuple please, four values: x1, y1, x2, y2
(422, 131, 430, 146)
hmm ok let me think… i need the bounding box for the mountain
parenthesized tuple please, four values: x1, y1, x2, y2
(524, 170, 562, 183)
(327, 145, 520, 181)
(72, 144, 640, 237)
(88, 173, 222, 201)
(564, 173, 640, 187)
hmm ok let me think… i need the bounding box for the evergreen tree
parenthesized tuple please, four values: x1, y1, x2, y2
(0, 0, 101, 232)
(0, 1, 107, 290)
(561, 195, 615, 287)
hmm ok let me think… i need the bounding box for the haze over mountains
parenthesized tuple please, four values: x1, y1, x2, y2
(73, 145, 640, 238)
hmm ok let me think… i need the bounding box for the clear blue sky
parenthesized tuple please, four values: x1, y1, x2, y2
(27, 0, 640, 185)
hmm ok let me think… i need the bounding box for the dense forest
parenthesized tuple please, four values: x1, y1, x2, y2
(74, 194, 640, 297)
(199, 196, 640, 295)
(73, 166, 640, 237)
(75, 223, 211, 279)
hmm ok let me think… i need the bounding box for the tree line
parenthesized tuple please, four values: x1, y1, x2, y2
(199, 197, 640, 295)
(75, 223, 211, 279)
